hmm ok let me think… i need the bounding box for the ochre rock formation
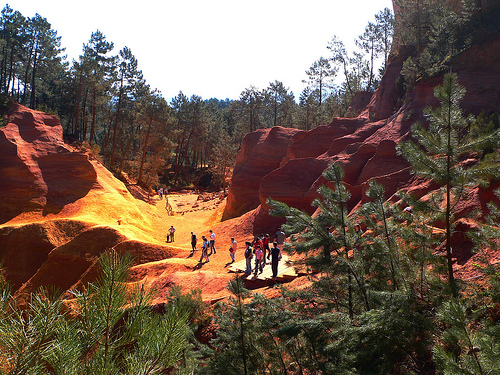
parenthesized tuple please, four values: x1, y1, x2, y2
(0, 102, 259, 303)
(0, 103, 96, 223)
(223, 126, 300, 220)
(0, 104, 201, 300)
(225, 31, 500, 242)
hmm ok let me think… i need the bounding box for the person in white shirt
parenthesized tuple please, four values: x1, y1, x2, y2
(209, 229, 217, 254)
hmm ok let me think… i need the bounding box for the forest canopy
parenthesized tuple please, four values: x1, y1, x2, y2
(0, 4, 394, 191)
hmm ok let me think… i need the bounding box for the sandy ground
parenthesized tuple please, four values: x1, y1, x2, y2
(132, 191, 276, 302)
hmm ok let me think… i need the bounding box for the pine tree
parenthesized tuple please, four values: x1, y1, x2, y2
(358, 180, 403, 291)
(0, 251, 193, 374)
(303, 57, 337, 106)
(201, 277, 260, 375)
(433, 298, 500, 375)
(68, 250, 190, 374)
(397, 72, 500, 297)
(269, 162, 370, 319)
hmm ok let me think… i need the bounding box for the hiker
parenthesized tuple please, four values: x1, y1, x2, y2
(254, 245, 263, 275)
(261, 234, 270, 268)
(168, 225, 176, 242)
(229, 237, 237, 263)
(244, 241, 253, 275)
(209, 229, 217, 254)
(274, 229, 285, 246)
(158, 187, 163, 200)
(190, 232, 197, 252)
(253, 236, 262, 252)
(199, 236, 209, 263)
(269, 242, 282, 279)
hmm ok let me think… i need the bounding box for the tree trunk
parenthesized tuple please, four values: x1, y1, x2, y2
(30, 38, 40, 109)
(81, 89, 88, 142)
(110, 88, 123, 167)
(89, 88, 97, 146)
(446, 95, 457, 297)
(138, 116, 153, 184)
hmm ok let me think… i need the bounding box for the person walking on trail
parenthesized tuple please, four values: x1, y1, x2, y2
(229, 237, 237, 263)
(168, 225, 176, 242)
(199, 236, 209, 263)
(209, 230, 217, 255)
(254, 246, 263, 275)
(269, 242, 282, 279)
(244, 242, 253, 275)
(274, 229, 285, 246)
(190, 232, 197, 253)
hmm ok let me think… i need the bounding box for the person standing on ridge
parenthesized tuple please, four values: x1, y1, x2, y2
(199, 236, 209, 263)
(261, 233, 270, 268)
(254, 245, 263, 275)
(168, 225, 176, 242)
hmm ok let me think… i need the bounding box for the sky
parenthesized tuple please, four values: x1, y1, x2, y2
(6, 0, 394, 101)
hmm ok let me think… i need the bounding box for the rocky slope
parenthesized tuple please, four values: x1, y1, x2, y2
(0, 103, 256, 303)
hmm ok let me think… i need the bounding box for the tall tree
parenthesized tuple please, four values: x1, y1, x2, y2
(298, 87, 318, 130)
(263, 80, 295, 128)
(70, 30, 115, 143)
(397, 73, 500, 297)
(356, 21, 383, 91)
(23, 13, 65, 109)
(137, 89, 170, 185)
(327, 36, 353, 97)
(303, 57, 337, 105)
(0, 5, 26, 98)
(108, 46, 144, 168)
(236, 85, 263, 134)
(374, 7, 395, 72)
(82, 30, 115, 145)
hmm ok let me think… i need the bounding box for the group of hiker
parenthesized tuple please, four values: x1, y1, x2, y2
(188, 229, 217, 263)
(244, 230, 284, 279)
(185, 228, 285, 279)
(157, 187, 168, 200)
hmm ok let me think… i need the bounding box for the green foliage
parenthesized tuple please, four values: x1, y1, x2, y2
(0, 251, 195, 374)
(0, 288, 64, 374)
(433, 298, 500, 375)
(398, 73, 500, 297)
(396, 0, 498, 87)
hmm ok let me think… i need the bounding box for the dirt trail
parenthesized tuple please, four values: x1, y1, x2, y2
(133, 192, 267, 302)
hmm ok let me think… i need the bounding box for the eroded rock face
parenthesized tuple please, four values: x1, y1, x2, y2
(223, 126, 300, 220)
(0, 103, 96, 223)
(0, 103, 176, 298)
(225, 32, 500, 236)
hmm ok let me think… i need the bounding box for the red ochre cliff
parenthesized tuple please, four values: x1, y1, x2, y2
(223, 31, 500, 276)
